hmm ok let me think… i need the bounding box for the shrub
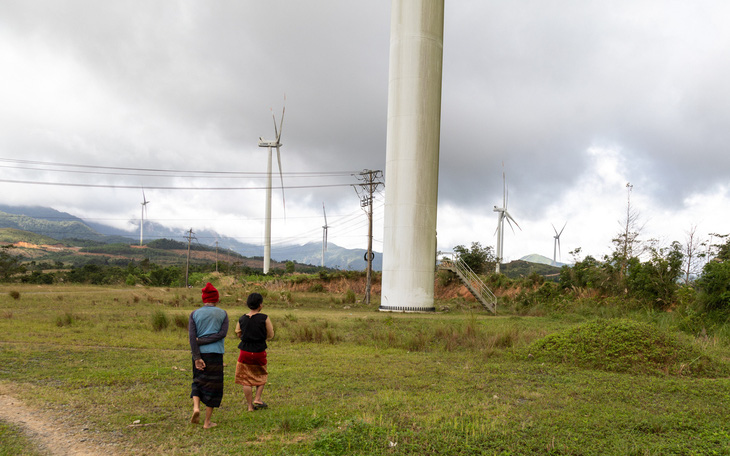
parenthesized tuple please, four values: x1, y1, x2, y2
(343, 289, 356, 304)
(56, 312, 75, 327)
(8, 291, 20, 300)
(308, 283, 325, 293)
(173, 314, 188, 329)
(151, 310, 170, 331)
(696, 260, 730, 311)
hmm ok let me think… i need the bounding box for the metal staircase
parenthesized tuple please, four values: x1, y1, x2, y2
(438, 254, 497, 313)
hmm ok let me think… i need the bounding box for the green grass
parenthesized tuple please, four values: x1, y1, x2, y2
(0, 421, 47, 456)
(1, 283, 729, 455)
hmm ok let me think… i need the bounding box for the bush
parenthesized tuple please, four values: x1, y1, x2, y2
(343, 289, 356, 304)
(696, 260, 730, 311)
(173, 314, 188, 329)
(8, 291, 20, 300)
(56, 312, 75, 327)
(308, 283, 325, 293)
(151, 310, 170, 331)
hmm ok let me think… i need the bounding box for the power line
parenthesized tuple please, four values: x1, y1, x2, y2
(0, 178, 354, 191)
(0, 157, 357, 177)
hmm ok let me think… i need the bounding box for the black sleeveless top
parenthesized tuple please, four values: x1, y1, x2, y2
(237, 313, 268, 352)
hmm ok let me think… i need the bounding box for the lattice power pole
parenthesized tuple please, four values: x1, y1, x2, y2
(353, 169, 383, 305)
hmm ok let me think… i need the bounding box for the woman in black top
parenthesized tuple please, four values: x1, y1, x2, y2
(235, 292, 274, 412)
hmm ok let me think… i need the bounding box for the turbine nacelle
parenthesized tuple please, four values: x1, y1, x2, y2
(258, 138, 281, 148)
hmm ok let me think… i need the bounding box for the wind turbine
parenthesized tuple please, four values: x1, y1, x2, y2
(257, 97, 286, 274)
(493, 170, 520, 274)
(139, 190, 150, 246)
(552, 222, 567, 265)
(321, 202, 329, 268)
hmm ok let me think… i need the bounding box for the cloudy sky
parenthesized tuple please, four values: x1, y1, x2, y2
(1, 0, 729, 265)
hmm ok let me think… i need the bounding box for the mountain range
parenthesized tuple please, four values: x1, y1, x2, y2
(0, 205, 381, 271)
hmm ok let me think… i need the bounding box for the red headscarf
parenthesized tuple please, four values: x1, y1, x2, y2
(201, 282, 219, 303)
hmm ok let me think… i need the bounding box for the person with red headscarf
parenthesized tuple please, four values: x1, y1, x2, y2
(189, 282, 228, 428)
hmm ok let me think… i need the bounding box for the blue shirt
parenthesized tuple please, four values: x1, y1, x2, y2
(190, 305, 228, 356)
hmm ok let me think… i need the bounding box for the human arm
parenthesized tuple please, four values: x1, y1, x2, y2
(265, 316, 274, 341)
(196, 313, 229, 345)
(188, 312, 202, 361)
(235, 321, 242, 339)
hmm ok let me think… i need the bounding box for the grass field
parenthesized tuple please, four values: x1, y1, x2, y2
(1, 283, 729, 455)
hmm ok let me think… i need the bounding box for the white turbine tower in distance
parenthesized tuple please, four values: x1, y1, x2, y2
(257, 98, 286, 274)
(493, 170, 520, 274)
(140, 190, 150, 246)
(552, 222, 567, 265)
(321, 202, 329, 268)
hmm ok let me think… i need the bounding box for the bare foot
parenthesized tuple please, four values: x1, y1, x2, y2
(190, 410, 200, 424)
(204, 422, 217, 429)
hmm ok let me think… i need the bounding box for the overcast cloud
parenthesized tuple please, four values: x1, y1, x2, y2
(1, 0, 728, 265)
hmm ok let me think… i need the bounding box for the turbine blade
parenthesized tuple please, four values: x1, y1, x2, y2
(323, 202, 327, 225)
(558, 221, 567, 237)
(505, 212, 521, 230)
(552, 223, 558, 235)
(557, 237, 562, 260)
(505, 217, 516, 234)
(271, 108, 279, 139)
(276, 146, 286, 215)
(277, 104, 285, 143)
(503, 171, 507, 208)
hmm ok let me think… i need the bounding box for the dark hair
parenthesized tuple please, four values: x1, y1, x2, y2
(246, 292, 264, 310)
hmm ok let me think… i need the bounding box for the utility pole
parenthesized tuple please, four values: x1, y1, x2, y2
(353, 169, 384, 305)
(185, 228, 195, 288)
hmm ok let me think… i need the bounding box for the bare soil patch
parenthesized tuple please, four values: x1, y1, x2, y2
(0, 383, 122, 456)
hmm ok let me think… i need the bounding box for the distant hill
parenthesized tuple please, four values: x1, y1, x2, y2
(520, 253, 568, 268)
(0, 228, 64, 246)
(502, 259, 563, 280)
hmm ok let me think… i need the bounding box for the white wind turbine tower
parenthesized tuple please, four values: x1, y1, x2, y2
(139, 190, 150, 246)
(552, 222, 567, 265)
(257, 99, 286, 274)
(493, 170, 520, 274)
(321, 202, 329, 268)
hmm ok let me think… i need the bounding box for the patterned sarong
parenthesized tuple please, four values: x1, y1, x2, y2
(235, 350, 268, 386)
(190, 352, 224, 408)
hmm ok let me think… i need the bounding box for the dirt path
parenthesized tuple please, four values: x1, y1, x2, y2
(0, 384, 122, 456)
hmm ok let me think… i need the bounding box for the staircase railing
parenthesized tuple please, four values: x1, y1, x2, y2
(438, 253, 497, 313)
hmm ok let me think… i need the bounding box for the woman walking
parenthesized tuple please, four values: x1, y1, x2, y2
(189, 282, 228, 428)
(235, 292, 274, 412)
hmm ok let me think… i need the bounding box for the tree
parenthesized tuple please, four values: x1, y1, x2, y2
(0, 246, 26, 281)
(625, 241, 683, 308)
(453, 242, 496, 275)
(612, 184, 643, 275)
(696, 235, 730, 311)
(682, 225, 703, 284)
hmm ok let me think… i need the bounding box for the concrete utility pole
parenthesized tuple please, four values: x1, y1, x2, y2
(185, 228, 195, 288)
(381, 0, 445, 312)
(353, 170, 383, 305)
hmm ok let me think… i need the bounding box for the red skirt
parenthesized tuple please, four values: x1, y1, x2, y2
(235, 350, 268, 386)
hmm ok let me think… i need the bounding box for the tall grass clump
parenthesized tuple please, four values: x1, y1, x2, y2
(343, 289, 357, 304)
(8, 290, 20, 300)
(173, 314, 188, 329)
(150, 310, 169, 331)
(528, 318, 729, 377)
(55, 312, 76, 327)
